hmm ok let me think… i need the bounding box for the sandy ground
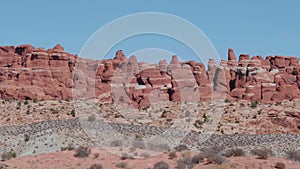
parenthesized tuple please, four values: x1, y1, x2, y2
(2, 147, 300, 169)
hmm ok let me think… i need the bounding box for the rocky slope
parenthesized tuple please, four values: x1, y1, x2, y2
(1, 45, 300, 108)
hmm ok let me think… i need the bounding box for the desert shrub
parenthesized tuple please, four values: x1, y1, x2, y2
(147, 143, 169, 152)
(274, 162, 285, 169)
(153, 161, 169, 169)
(250, 148, 272, 159)
(203, 113, 209, 123)
(168, 151, 177, 159)
(160, 110, 168, 118)
(0, 163, 8, 169)
(176, 157, 194, 169)
(206, 154, 226, 165)
(1, 151, 16, 161)
(61, 143, 75, 151)
(87, 114, 96, 121)
(26, 109, 31, 115)
(24, 134, 30, 142)
(140, 152, 150, 158)
(286, 150, 300, 162)
(93, 153, 99, 159)
(51, 108, 58, 114)
(89, 164, 102, 169)
(206, 163, 236, 169)
(224, 148, 245, 157)
(115, 162, 127, 168)
(129, 147, 136, 152)
(74, 146, 91, 158)
(132, 139, 146, 149)
(194, 119, 203, 128)
(120, 153, 134, 160)
(201, 146, 224, 155)
(192, 153, 205, 164)
(110, 140, 122, 147)
(70, 109, 75, 117)
(193, 147, 226, 165)
(174, 144, 188, 152)
(250, 101, 259, 108)
(24, 100, 29, 105)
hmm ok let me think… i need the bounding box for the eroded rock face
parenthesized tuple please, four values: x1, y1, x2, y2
(0, 44, 77, 100)
(0, 46, 300, 108)
(228, 48, 236, 61)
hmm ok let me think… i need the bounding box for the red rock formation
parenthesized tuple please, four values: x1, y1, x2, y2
(170, 55, 179, 65)
(1, 45, 300, 107)
(228, 48, 236, 61)
(239, 54, 250, 62)
(114, 50, 127, 61)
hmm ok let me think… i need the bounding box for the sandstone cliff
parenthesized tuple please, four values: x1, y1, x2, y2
(1, 44, 300, 108)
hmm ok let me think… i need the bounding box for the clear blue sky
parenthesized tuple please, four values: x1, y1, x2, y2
(1, 0, 300, 62)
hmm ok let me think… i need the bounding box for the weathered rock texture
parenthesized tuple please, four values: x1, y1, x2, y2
(1, 45, 300, 107)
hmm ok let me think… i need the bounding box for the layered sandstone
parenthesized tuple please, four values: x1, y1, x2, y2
(0, 45, 300, 108)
